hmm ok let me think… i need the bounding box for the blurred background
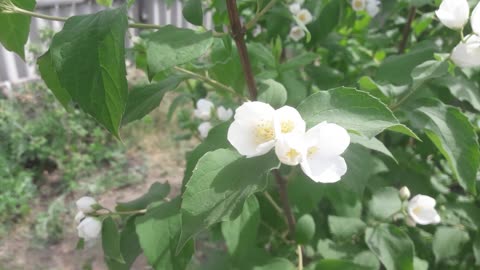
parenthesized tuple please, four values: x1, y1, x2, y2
(0, 0, 209, 269)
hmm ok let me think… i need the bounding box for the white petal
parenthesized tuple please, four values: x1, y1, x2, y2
(407, 195, 441, 225)
(274, 106, 306, 137)
(472, 2, 480, 36)
(76, 196, 97, 213)
(351, 0, 366, 11)
(77, 217, 102, 240)
(289, 26, 305, 41)
(409, 194, 436, 209)
(366, 0, 380, 17)
(233, 101, 275, 122)
(198, 122, 213, 139)
(227, 120, 275, 157)
(296, 9, 313, 25)
(450, 35, 480, 68)
(194, 99, 214, 120)
(304, 122, 350, 158)
(289, 3, 301, 14)
(301, 156, 347, 183)
(435, 0, 469, 30)
(217, 106, 233, 122)
(75, 211, 85, 224)
(275, 133, 306, 166)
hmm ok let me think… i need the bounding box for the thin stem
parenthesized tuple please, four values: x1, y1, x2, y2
(273, 170, 296, 237)
(297, 245, 303, 270)
(226, 0, 258, 100)
(398, 7, 416, 54)
(174, 66, 245, 99)
(244, 0, 278, 30)
(12, 6, 164, 30)
(263, 191, 285, 217)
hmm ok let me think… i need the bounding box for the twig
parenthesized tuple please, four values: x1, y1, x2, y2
(226, 0, 258, 100)
(297, 245, 303, 270)
(12, 6, 164, 30)
(174, 66, 245, 99)
(263, 191, 284, 217)
(244, 0, 278, 30)
(273, 170, 296, 237)
(398, 7, 416, 54)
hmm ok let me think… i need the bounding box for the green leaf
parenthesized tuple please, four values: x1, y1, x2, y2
(295, 214, 315, 244)
(474, 235, 480, 266)
(257, 79, 288, 108)
(297, 87, 418, 139)
(146, 26, 213, 74)
(432, 226, 470, 263)
(182, 122, 230, 188)
(116, 182, 170, 212)
(0, 0, 35, 59)
(376, 42, 435, 85)
(314, 259, 370, 270)
(221, 195, 260, 259)
(309, 0, 343, 43)
(279, 71, 308, 107)
(40, 7, 129, 138)
(105, 217, 142, 270)
(410, 60, 448, 90)
(96, 0, 112, 7)
(252, 258, 296, 270)
(280, 52, 317, 71)
(182, 0, 203, 26)
(102, 217, 125, 264)
(179, 149, 279, 251)
(328, 216, 366, 240)
(350, 134, 397, 162)
(37, 52, 71, 109)
(412, 99, 480, 193)
(365, 224, 414, 270)
(135, 198, 194, 270)
(368, 187, 402, 220)
(434, 75, 480, 112)
(122, 75, 185, 124)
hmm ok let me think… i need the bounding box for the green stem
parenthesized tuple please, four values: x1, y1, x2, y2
(244, 0, 278, 30)
(174, 66, 245, 99)
(297, 245, 303, 270)
(12, 6, 163, 30)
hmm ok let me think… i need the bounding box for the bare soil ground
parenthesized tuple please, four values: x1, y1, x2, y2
(0, 94, 194, 270)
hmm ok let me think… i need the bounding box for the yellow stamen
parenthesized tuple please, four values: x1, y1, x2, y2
(281, 120, 295, 133)
(286, 149, 300, 160)
(255, 121, 275, 143)
(307, 147, 318, 157)
(413, 206, 422, 215)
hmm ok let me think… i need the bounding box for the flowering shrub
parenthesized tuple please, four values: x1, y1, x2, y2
(2, 0, 480, 269)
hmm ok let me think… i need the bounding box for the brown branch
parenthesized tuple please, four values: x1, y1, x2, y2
(398, 7, 416, 54)
(226, 0, 258, 100)
(273, 170, 296, 237)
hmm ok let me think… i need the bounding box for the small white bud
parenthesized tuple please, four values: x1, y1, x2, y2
(435, 0, 469, 30)
(74, 211, 86, 224)
(289, 26, 306, 42)
(76, 196, 98, 214)
(216, 106, 233, 122)
(451, 35, 480, 69)
(198, 122, 213, 139)
(289, 3, 301, 15)
(399, 186, 411, 201)
(77, 217, 102, 242)
(405, 216, 417, 227)
(193, 99, 215, 121)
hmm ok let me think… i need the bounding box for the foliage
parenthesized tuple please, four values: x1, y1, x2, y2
(2, 0, 480, 269)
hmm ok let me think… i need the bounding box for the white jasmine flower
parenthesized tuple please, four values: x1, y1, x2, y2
(450, 35, 480, 68)
(198, 122, 213, 139)
(76, 196, 98, 214)
(366, 0, 380, 17)
(300, 122, 350, 183)
(217, 106, 233, 122)
(228, 102, 277, 157)
(407, 195, 441, 225)
(194, 99, 215, 120)
(351, 0, 366, 11)
(399, 186, 411, 201)
(435, 0, 469, 30)
(74, 211, 86, 224)
(289, 26, 306, 41)
(273, 106, 306, 138)
(472, 2, 480, 35)
(296, 9, 313, 25)
(77, 217, 102, 242)
(289, 3, 301, 15)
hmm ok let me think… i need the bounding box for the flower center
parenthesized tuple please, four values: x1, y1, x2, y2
(255, 121, 275, 143)
(299, 13, 306, 21)
(412, 206, 423, 215)
(307, 146, 318, 157)
(286, 148, 300, 160)
(281, 120, 295, 133)
(353, 0, 363, 9)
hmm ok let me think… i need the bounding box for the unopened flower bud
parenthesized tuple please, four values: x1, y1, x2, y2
(405, 216, 416, 227)
(399, 186, 411, 201)
(74, 211, 86, 224)
(76, 196, 98, 214)
(77, 217, 102, 242)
